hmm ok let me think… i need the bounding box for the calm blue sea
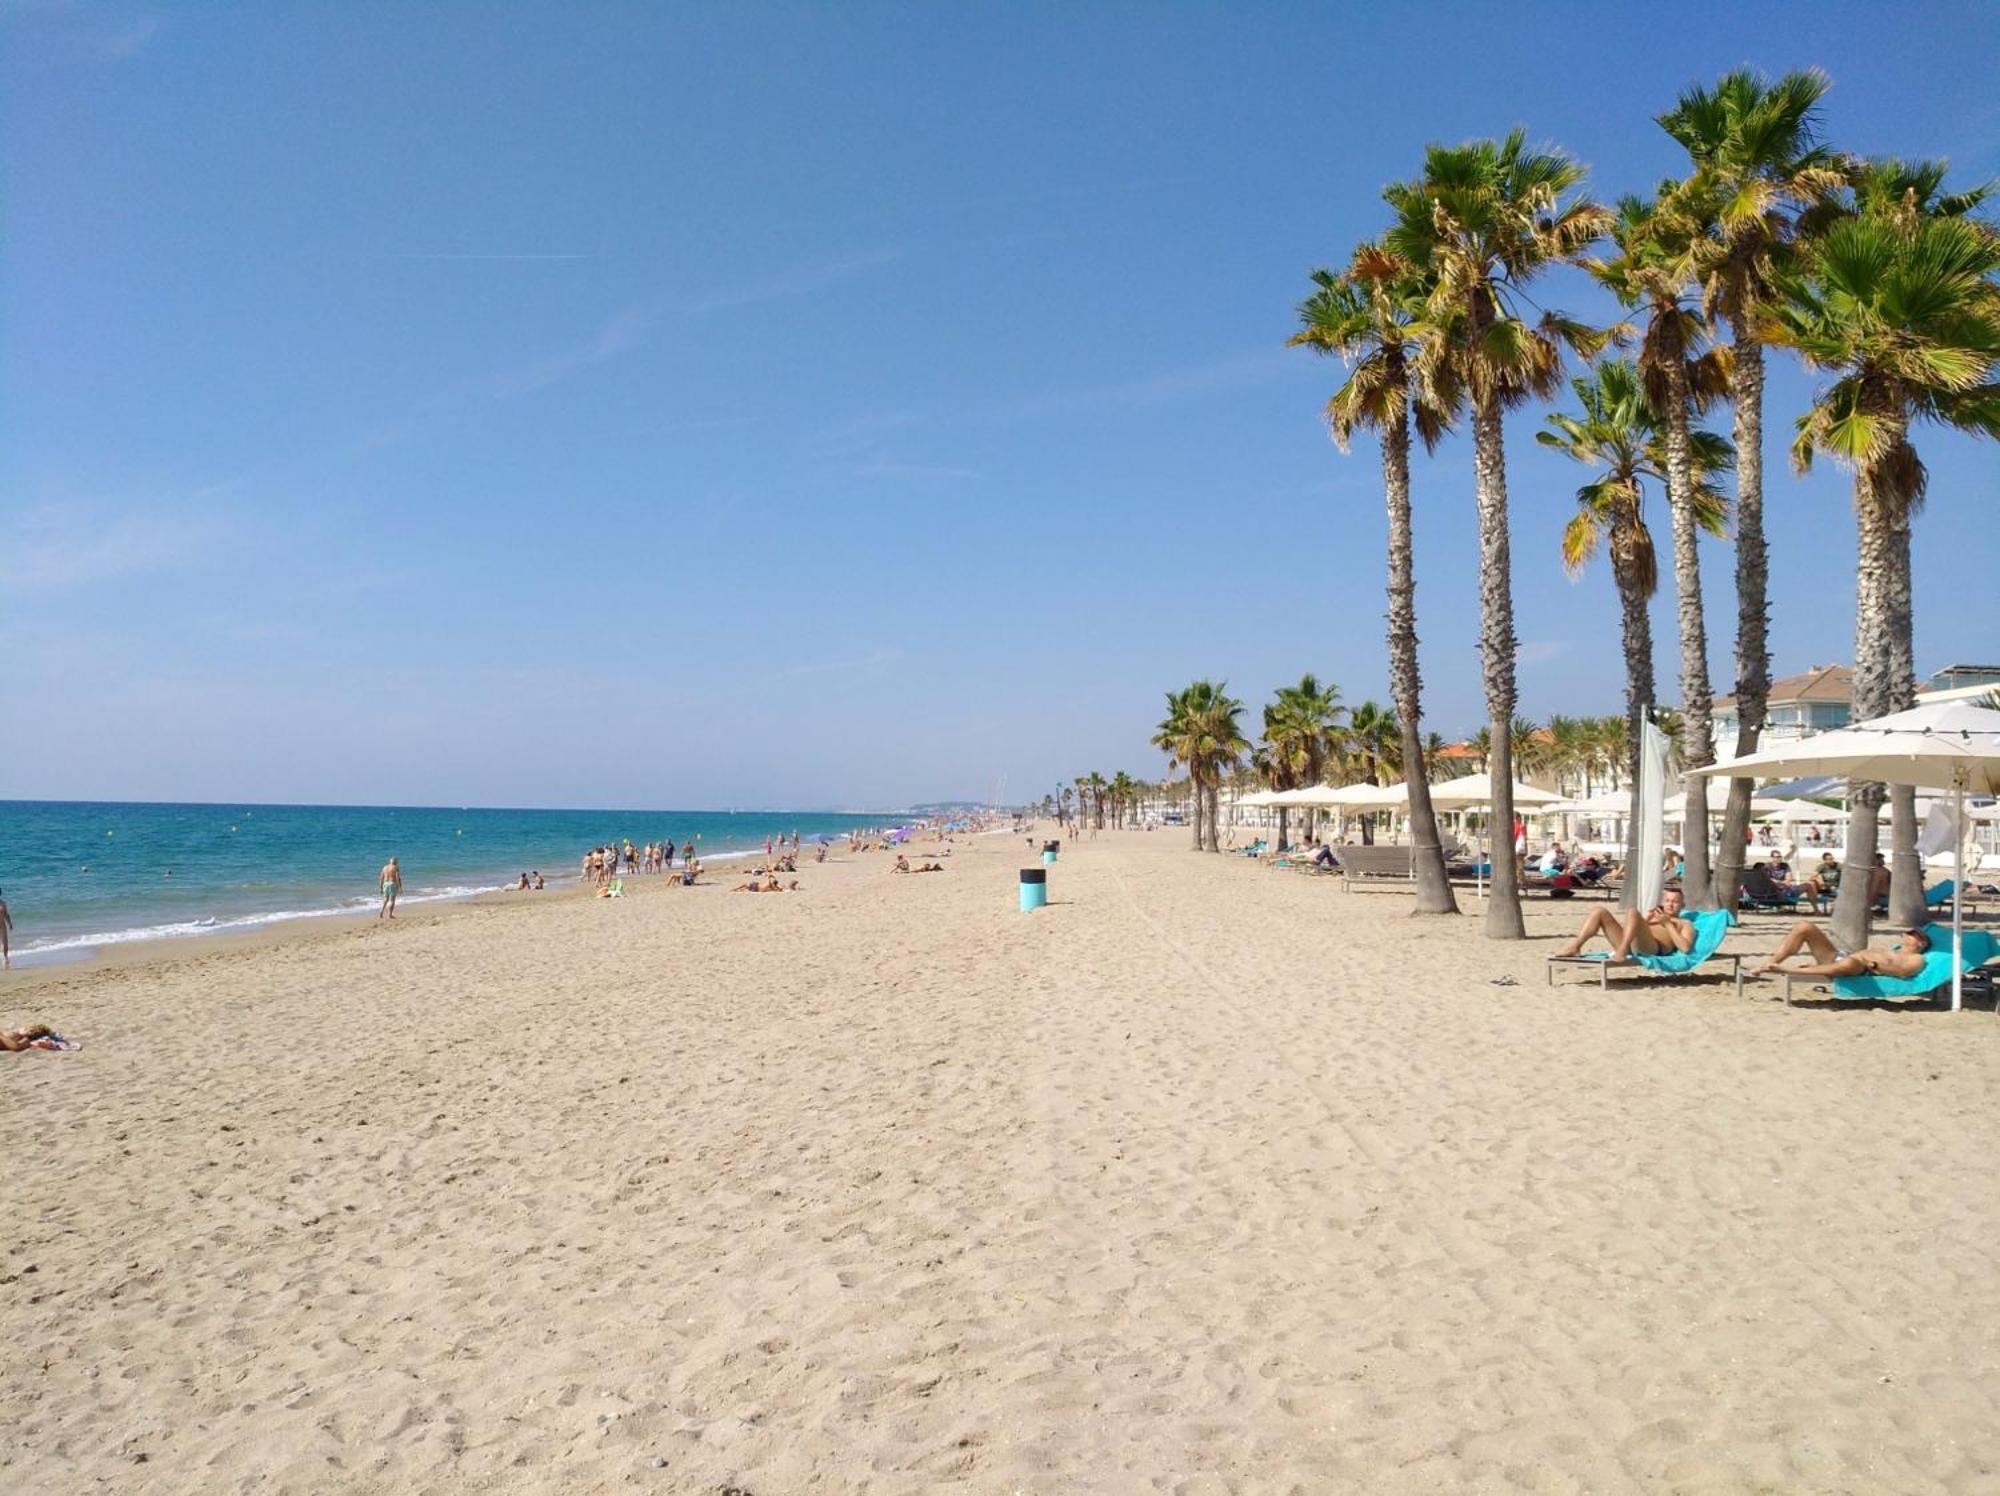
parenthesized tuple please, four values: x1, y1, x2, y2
(0, 802, 901, 964)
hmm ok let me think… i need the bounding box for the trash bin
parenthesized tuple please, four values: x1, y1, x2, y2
(1019, 867, 1048, 911)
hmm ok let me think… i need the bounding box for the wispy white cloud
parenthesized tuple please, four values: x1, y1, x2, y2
(858, 459, 985, 482)
(102, 13, 161, 57)
(479, 247, 904, 401)
(397, 252, 593, 262)
(970, 348, 1297, 424)
(0, 505, 210, 590)
(690, 247, 905, 315)
(779, 647, 904, 678)
(1518, 640, 1572, 667)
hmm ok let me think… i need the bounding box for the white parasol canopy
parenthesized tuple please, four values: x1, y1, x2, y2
(1322, 781, 1410, 808)
(1695, 699, 2000, 1011)
(1754, 801, 1851, 824)
(1662, 791, 1795, 818)
(1270, 781, 1408, 809)
(1428, 772, 1565, 808)
(1551, 788, 1632, 815)
(1234, 789, 1287, 807)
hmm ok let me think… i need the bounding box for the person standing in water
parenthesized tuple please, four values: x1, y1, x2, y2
(0, 887, 12, 968)
(379, 857, 402, 919)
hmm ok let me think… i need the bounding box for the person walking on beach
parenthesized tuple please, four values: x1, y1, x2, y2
(378, 857, 402, 919)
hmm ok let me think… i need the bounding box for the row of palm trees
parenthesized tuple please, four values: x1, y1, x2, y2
(1229, 68, 1999, 944)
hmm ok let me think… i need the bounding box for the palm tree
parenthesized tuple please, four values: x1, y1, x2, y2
(1153, 681, 1250, 852)
(1109, 771, 1137, 828)
(1342, 700, 1399, 844)
(1767, 174, 2000, 944)
(1259, 674, 1344, 849)
(1466, 726, 1492, 775)
(1587, 191, 1733, 904)
(1510, 716, 1552, 781)
(1291, 247, 1461, 913)
(1538, 356, 1731, 859)
(1660, 68, 1843, 905)
(1385, 131, 1613, 937)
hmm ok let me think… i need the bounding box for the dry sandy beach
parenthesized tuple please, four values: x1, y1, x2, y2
(5, 830, 1999, 1494)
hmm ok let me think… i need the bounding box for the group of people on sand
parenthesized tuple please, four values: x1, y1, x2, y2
(1557, 884, 1935, 983)
(585, 840, 688, 884)
(892, 855, 945, 874)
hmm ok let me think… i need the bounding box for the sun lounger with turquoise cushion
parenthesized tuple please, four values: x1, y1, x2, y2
(1781, 924, 2000, 1005)
(1546, 908, 1743, 996)
(1923, 880, 1956, 908)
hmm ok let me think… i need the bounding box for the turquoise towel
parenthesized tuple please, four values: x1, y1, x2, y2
(1586, 907, 1735, 974)
(1831, 923, 1998, 999)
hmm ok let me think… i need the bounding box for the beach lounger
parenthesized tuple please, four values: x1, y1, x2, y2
(1270, 850, 1339, 875)
(1777, 924, 1999, 1005)
(1546, 908, 1743, 996)
(1331, 844, 1416, 890)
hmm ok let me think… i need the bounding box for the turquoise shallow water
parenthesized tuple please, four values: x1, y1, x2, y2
(0, 802, 899, 963)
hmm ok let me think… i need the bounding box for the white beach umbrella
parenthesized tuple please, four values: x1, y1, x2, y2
(1695, 698, 2000, 1012)
(1554, 788, 1633, 815)
(1753, 802, 1850, 824)
(1662, 791, 1794, 818)
(1313, 781, 1409, 808)
(1427, 772, 1564, 808)
(1235, 789, 1287, 808)
(1427, 773, 1563, 899)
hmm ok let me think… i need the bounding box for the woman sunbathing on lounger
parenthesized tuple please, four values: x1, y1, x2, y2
(1750, 920, 1928, 980)
(1553, 887, 1694, 962)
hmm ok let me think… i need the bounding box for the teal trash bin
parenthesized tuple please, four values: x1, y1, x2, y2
(1019, 867, 1047, 911)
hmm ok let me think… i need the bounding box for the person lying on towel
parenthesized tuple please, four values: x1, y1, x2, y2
(1750, 920, 1928, 980)
(1553, 886, 1694, 963)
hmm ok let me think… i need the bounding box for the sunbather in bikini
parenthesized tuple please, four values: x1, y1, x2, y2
(2, 1024, 76, 1052)
(1553, 886, 1694, 962)
(1750, 920, 1929, 980)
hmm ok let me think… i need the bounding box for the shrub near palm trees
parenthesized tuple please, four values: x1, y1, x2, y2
(1660, 68, 1843, 905)
(1153, 681, 1250, 853)
(1291, 248, 1461, 913)
(1386, 131, 1614, 938)
(1539, 357, 1730, 861)
(1767, 168, 2000, 944)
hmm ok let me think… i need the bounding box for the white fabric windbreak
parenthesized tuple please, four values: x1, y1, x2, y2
(1635, 717, 1670, 913)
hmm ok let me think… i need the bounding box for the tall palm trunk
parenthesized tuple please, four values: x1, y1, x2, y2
(1612, 534, 1655, 910)
(1884, 502, 1927, 927)
(1713, 332, 1769, 904)
(1276, 805, 1291, 851)
(1662, 356, 1717, 905)
(1830, 468, 1894, 947)
(1381, 388, 1458, 914)
(1188, 785, 1203, 852)
(1472, 398, 1525, 938)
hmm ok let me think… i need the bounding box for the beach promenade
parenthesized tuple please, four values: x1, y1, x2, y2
(5, 831, 1999, 1492)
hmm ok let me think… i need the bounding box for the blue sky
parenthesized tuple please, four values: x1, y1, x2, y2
(4, 1, 1997, 810)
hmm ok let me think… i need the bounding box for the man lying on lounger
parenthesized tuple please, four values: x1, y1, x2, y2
(1553, 886, 1694, 962)
(1749, 919, 1928, 980)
